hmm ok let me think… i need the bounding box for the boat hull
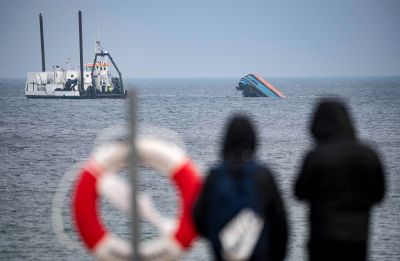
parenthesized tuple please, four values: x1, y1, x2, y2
(25, 93, 128, 99)
(25, 82, 127, 99)
(237, 74, 285, 98)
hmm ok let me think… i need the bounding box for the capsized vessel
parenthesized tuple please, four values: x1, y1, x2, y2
(236, 74, 285, 98)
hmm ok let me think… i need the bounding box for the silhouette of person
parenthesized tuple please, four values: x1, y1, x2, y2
(193, 115, 288, 261)
(294, 99, 385, 261)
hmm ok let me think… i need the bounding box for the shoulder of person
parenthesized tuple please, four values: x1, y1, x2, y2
(247, 160, 278, 183)
(205, 166, 219, 178)
(242, 159, 268, 172)
(202, 163, 228, 185)
(357, 142, 383, 163)
(304, 146, 325, 162)
(357, 141, 379, 153)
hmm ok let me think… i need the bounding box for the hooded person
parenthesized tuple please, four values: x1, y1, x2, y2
(193, 115, 288, 261)
(294, 99, 385, 261)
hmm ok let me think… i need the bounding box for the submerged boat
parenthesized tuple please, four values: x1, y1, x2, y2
(25, 12, 127, 99)
(236, 74, 285, 98)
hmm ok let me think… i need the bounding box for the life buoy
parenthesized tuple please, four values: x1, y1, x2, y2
(72, 139, 202, 260)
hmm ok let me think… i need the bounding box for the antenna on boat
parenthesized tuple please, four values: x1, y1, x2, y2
(39, 13, 46, 72)
(65, 57, 71, 71)
(128, 92, 140, 261)
(78, 11, 84, 93)
(96, 6, 102, 48)
(95, 40, 102, 54)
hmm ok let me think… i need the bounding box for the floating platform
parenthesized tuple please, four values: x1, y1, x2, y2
(236, 74, 285, 98)
(25, 12, 127, 99)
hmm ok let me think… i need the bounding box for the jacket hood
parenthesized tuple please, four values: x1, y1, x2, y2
(222, 115, 257, 160)
(311, 99, 356, 143)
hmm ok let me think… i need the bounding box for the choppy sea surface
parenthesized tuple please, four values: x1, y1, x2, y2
(0, 77, 399, 260)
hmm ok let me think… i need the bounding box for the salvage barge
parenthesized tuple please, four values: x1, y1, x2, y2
(25, 12, 127, 99)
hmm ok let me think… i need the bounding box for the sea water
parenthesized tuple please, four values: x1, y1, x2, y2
(0, 77, 399, 260)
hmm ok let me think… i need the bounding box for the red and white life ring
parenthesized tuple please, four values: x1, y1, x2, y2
(72, 138, 202, 260)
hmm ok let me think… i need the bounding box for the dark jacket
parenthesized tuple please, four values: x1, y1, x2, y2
(194, 115, 288, 260)
(295, 100, 385, 243)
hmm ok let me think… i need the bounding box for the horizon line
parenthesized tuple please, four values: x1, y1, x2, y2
(1, 74, 400, 80)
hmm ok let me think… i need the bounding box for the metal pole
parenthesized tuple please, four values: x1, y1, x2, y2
(107, 54, 124, 93)
(39, 14, 46, 72)
(128, 91, 139, 261)
(90, 54, 98, 97)
(78, 11, 84, 92)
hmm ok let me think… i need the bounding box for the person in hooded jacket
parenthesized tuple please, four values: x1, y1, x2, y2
(294, 99, 385, 261)
(193, 115, 288, 261)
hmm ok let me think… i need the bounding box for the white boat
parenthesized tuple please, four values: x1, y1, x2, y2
(25, 12, 127, 99)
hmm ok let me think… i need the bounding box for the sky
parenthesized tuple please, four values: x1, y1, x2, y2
(0, 0, 399, 78)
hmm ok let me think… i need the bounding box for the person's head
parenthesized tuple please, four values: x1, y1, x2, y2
(222, 114, 257, 161)
(311, 98, 356, 144)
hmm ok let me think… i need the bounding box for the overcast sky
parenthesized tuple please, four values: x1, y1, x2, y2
(0, 0, 399, 78)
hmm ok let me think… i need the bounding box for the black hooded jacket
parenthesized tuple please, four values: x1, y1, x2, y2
(295, 100, 385, 242)
(194, 115, 288, 261)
